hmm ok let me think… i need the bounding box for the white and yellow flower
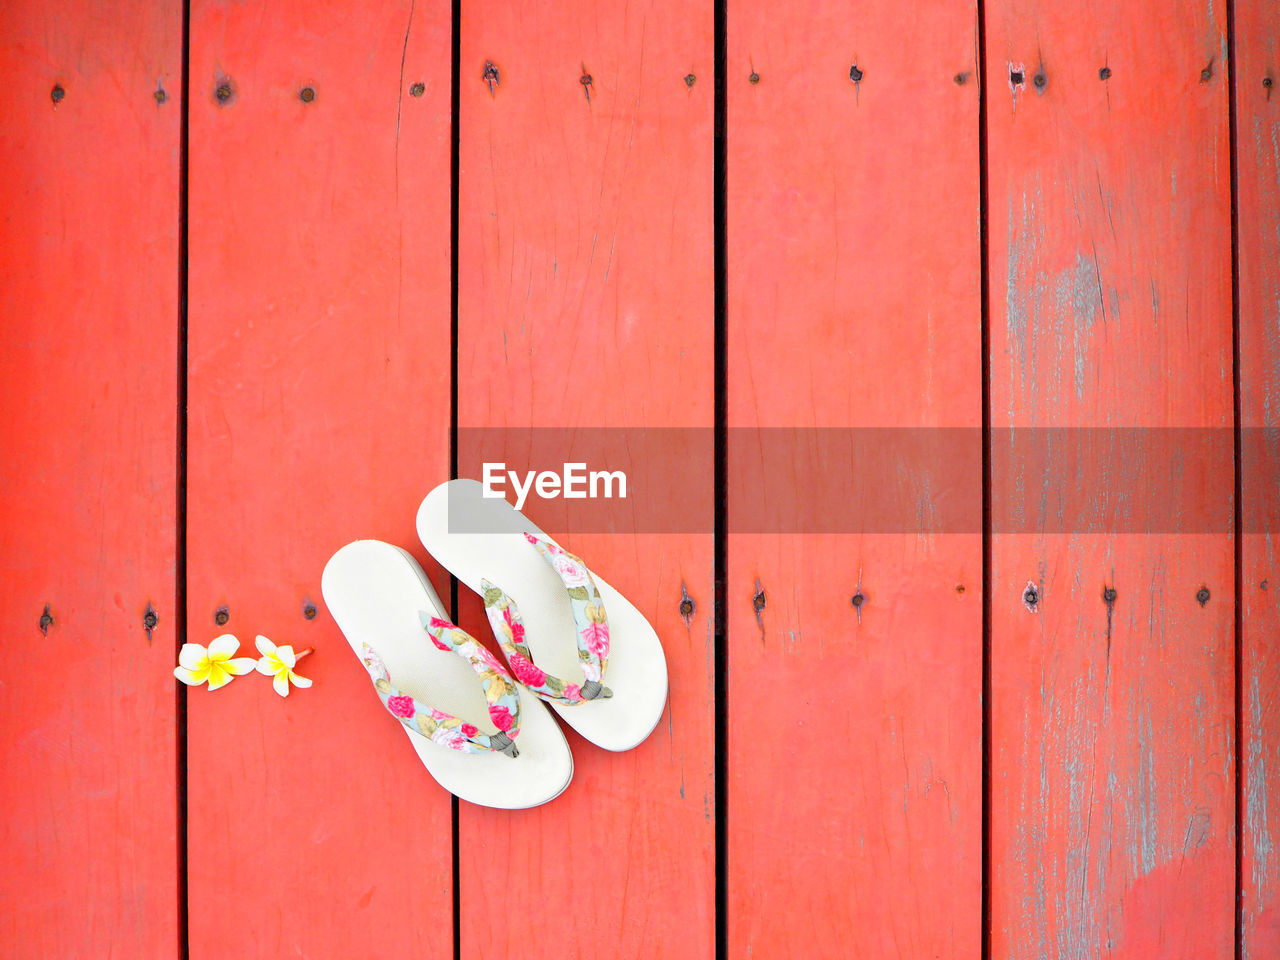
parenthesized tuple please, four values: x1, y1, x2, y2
(254, 635, 313, 697)
(174, 635, 257, 690)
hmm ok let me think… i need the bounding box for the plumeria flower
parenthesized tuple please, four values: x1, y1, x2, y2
(254, 635, 313, 697)
(174, 635, 258, 690)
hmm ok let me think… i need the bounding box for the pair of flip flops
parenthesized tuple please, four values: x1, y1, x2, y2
(321, 479, 669, 808)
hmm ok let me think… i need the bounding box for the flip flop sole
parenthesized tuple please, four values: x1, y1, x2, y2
(417, 479, 669, 752)
(322, 539, 573, 808)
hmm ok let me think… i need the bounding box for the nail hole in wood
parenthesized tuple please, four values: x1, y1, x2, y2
(1099, 66, 1112, 80)
(684, 73, 697, 88)
(51, 84, 65, 103)
(1023, 582, 1039, 610)
(299, 86, 316, 103)
(752, 587, 766, 613)
(749, 71, 760, 84)
(39, 604, 54, 635)
(954, 72, 968, 85)
(214, 606, 229, 626)
(303, 602, 318, 620)
(1010, 70, 1024, 85)
(409, 82, 425, 97)
(678, 580, 696, 624)
(849, 64, 864, 84)
(1196, 586, 1211, 606)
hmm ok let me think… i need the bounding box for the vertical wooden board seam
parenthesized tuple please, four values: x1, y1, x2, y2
(713, 0, 729, 957)
(1227, 3, 1244, 958)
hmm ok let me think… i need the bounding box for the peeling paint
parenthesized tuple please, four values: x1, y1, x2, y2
(1053, 251, 1103, 401)
(1248, 673, 1275, 902)
(1006, 187, 1052, 423)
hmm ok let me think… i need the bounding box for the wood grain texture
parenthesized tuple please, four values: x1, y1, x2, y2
(727, 4, 984, 957)
(0, 4, 181, 956)
(185, 3, 454, 956)
(457, 1, 714, 956)
(986, 4, 1235, 958)
(1236, 4, 1280, 957)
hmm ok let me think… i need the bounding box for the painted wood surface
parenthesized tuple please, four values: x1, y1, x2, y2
(456, 1, 715, 956)
(1237, 4, 1280, 957)
(0, 4, 181, 956)
(4, 1, 1280, 957)
(184, 2, 454, 956)
(726, 4, 984, 957)
(986, 3, 1236, 958)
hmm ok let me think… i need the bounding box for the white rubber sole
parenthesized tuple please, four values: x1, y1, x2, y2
(321, 539, 573, 809)
(417, 479, 669, 752)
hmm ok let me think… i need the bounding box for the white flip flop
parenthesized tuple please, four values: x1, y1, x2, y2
(321, 539, 572, 808)
(417, 479, 669, 752)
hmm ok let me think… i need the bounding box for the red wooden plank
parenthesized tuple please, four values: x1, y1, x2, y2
(0, 3, 181, 956)
(986, 4, 1235, 958)
(727, 4, 984, 957)
(185, 3, 454, 956)
(1236, 4, 1280, 957)
(457, 2, 715, 956)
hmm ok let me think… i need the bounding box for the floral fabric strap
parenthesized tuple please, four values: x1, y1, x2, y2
(359, 615, 522, 758)
(480, 533, 613, 706)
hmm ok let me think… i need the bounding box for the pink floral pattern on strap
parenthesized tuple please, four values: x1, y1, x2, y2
(479, 534, 612, 706)
(358, 614, 523, 757)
